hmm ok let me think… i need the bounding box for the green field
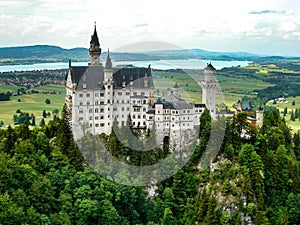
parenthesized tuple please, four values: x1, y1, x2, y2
(0, 84, 65, 126)
(266, 96, 300, 133)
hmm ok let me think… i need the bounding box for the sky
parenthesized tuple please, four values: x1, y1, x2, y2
(0, 0, 300, 56)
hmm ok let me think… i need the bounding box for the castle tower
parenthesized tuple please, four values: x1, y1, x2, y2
(173, 83, 179, 98)
(256, 107, 264, 128)
(201, 63, 218, 119)
(89, 23, 101, 65)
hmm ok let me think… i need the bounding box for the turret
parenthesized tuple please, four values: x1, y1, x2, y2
(104, 49, 113, 82)
(204, 62, 216, 82)
(173, 83, 179, 98)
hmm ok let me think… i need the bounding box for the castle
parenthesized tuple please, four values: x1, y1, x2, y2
(65, 25, 218, 150)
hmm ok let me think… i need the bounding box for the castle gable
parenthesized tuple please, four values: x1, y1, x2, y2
(70, 65, 105, 91)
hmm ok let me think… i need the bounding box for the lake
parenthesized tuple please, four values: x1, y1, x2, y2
(0, 59, 251, 72)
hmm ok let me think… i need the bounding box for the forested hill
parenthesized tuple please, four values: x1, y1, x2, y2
(0, 45, 89, 62)
(0, 45, 275, 65)
(0, 105, 299, 224)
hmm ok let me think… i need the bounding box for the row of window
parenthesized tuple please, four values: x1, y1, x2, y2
(78, 99, 148, 106)
(156, 123, 190, 128)
(79, 91, 149, 98)
(132, 114, 146, 119)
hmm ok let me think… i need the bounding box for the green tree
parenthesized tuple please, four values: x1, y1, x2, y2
(40, 118, 45, 127)
(43, 110, 47, 118)
(45, 99, 51, 104)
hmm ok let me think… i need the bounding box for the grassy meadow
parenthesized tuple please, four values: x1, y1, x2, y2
(266, 96, 300, 133)
(0, 84, 65, 126)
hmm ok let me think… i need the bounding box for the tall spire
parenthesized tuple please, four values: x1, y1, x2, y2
(105, 49, 112, 69)
(89, 22, 101, 65)
(90, 22, 100, 47)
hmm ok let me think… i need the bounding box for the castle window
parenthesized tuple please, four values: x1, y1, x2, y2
(95, 101, 99, 105)
(122, 107, 124, 111)
(122, 115, 124, 118)
(133, 92, 137, 96)
(86, 93, 90, 97)
(127, 100, 130, 103)
(183, 110, 186, 113)
(100, 101, 104, 104)
(143, 122, 146, 125)
(83, 84, 87, 89)
(95, 116, 99, 120)
(87, 101, 90, 105)
(138, 115, 141, 119)
(79, 109, 83, 114)
(89, 116, 92, 120)
(95, 123, 99, 127)
(116, 100, 119, 104)
(113, 107, 117, 111)
(95, 93, 99, 97)
(79, 117, 83, 121)
(118, 92, 122, 96)
(143, 115, 146, 119)
(143, 100, 146, 104)
(127, 107, 130, 111)
(89, 108, 93, 113)
(100, 108, 104, 113)
(100, 116, 104, 119)
(133, 122, 135, 126)
(79, 93, 83, 98)
(143, 107, 146, 112)
(100, 93, 104, 97)
(141, 92, 145, 96)
(100, 123, 104, 127)
(126, 92, 130, 95)
(95, 108, 99, 113)
(80, 102, 83, 106)
(90, 123, 92, 127)
(187, 110, 190, 113)
(107, 100, 110, 104)
(133, 115, 136, 119)
(133, 100, 136, 104)
(122, 100, 124, 104)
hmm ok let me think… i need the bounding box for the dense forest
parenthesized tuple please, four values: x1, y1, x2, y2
(0, 105, 299, 224)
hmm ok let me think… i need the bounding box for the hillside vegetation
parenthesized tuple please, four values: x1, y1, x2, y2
(0, 106, 299, 224)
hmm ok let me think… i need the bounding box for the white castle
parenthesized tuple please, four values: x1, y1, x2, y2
(65, 25, 218, 150)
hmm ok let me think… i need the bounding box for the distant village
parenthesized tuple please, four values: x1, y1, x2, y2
(0, 69, 65, 88)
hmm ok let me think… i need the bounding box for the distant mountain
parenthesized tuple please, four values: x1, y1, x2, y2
(0, 45, 89, 62)
(0, 45, 293, 65)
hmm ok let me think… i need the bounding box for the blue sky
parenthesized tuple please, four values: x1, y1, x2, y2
(0, 0, 300, 56)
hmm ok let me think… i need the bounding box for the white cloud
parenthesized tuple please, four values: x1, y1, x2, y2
(0, 0, 299, 55)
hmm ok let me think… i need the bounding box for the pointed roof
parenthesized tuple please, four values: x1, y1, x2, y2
(105, 49, 112, 69)
(90, 23, 100, 47)
(205, 63, 216, 71)
(173, 83, 179, 88)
